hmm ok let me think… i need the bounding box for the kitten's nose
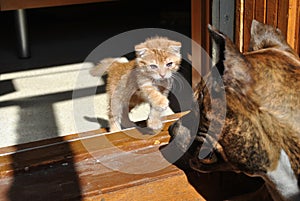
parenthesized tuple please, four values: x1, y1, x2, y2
(160, 73, 165, 78)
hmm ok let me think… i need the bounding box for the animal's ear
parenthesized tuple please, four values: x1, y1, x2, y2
(208, 24, 226, 48)
(249, 19, 295, 54)
(169, 41, 182, 54)
(249, 19, 271, 51)
(208, 24, 226, 75)
(250, 19, 282, 36)
(135, 48, 147, 56)
(250, 19, 262, 37)
(208, 24, 252, 88)
(135, 42, 149, 58)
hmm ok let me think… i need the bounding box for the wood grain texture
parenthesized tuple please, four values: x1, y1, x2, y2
(235, 0, 241, 48)
(243, 0, 255, 52)
(287, 0, 300, 54)
(266, 0, 278, 25)
(0, 112, 188, 174)
(93, 174, 204, 201)
(191, 0, 203, 88)
(0, 112, 207, 201)
(0, 111, 272, 200)
(191, 0, 212, 88)
(277, 0, 289, 38)
(255, 0, 266, 23)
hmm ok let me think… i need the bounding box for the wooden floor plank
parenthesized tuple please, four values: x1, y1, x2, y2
(0, 112, 204, 201)
(0, 111, 269, 201)
(92, 173, 205, 201)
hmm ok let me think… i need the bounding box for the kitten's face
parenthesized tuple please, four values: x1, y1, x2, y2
(135, 37, 182, 80)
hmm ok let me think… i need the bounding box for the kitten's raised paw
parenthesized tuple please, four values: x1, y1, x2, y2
(153, 96, 169, 111)
(147, 118, 163, 130)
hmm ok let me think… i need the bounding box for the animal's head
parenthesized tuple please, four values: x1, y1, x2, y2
(168, 23, 254, 173)
(135, 37, 182, 80)
(168, 73, 231, 172)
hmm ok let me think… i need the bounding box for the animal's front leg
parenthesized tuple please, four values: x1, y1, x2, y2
(147, 108, 163, 130)
(140, 85, 169, 111)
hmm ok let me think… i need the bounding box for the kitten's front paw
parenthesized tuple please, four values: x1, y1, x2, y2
(147, 118, 163, 130)
(153, 96, 169, 111)
(109, 124, 121, 132)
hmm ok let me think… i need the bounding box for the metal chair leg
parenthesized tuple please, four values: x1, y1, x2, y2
(15, 9, 30, 58)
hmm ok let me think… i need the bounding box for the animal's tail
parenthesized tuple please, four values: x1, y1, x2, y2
(89, 57, 129, 77)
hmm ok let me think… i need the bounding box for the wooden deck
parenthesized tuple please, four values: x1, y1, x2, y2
(0, 112, 270, 201)
(0, 113, 206, 201)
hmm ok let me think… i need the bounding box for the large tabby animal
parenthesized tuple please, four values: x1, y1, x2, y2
(90, 37, 182, 132)
(169, 20, 300, 201)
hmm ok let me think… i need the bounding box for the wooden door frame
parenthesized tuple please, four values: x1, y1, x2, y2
(191, 0, 212, 87)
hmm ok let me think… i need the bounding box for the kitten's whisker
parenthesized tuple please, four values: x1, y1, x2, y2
(172, 72, 185, 92)
(178, 65, 190, 74)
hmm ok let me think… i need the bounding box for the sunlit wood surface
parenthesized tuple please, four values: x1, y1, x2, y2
(0, 112, 207, 201)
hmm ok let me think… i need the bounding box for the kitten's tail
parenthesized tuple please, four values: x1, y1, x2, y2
(89, 57, 129, 77)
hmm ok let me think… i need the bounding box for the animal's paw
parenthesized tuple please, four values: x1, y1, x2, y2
(152, 96, 169, 111)
(147, 118, 163, 130)
(109, 121, 122, 132)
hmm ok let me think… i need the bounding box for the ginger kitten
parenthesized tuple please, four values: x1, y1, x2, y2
(90, 37, 182, 132)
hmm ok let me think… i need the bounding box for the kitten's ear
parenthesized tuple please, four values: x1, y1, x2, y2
(135, 44, 148, 57)
(169, 41, 182, 54)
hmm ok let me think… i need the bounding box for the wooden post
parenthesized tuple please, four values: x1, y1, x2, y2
(287, 0, 300, 54)
(191, 0, 212, 88)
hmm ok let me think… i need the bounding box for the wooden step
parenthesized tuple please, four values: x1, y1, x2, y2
(0, 112, 271, 201)
(0, 112, 206, 201)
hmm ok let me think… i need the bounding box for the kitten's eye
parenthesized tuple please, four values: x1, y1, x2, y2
(166, 62, 173, 67)
(150, 64, 158, 69)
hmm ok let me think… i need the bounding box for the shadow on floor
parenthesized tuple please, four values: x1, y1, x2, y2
(7, 94, 82, 200)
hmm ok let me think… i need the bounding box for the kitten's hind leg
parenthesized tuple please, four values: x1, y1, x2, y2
(120, 106, 136, 129)
(147, 108, 163, 130)
(108, 99, 123, 132)
(108, 114, 122, 132)
(109, 100, 135, 132)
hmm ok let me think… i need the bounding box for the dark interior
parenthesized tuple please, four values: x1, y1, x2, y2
(0, 0, 191, 74)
